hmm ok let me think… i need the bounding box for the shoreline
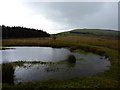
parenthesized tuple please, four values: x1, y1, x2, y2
(2, 36, 119, 88)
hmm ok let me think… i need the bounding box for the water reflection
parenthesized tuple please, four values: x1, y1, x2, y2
(45, 64, 60, 72)
(1, 47, 111, 85)
(2, 47, 74, 63)
(66, 63, 76, 68)
(14, 56, 110, 85)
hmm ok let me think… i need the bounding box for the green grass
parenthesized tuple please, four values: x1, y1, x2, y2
(57, 29, 119, 38)
(2, 35, 120, 88)
(13, 61, 54, 66)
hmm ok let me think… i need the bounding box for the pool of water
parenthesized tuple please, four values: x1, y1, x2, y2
(2, 47, 81, 62)
(1, 47, 111, 84)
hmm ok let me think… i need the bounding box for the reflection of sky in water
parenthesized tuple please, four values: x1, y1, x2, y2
(2, 47, 73, 62)
(2, 47, 107, 63)
(1, 47, 111, 84)
(14, 56, 110, 84)
(0, 51, 2, 63)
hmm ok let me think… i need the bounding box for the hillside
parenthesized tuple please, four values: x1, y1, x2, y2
(57, 29, 119, 38)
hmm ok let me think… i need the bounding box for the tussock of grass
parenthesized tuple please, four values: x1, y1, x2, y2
(2, 63, 15, 84)
(67, 54, 76, 63)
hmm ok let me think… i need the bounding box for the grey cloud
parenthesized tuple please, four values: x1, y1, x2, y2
(28, 2, 104, 21)
(25, 2, 118, 30)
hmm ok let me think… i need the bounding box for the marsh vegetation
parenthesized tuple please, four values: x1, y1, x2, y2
(2, 29, 120, 88)
(2, 46, 111, 86)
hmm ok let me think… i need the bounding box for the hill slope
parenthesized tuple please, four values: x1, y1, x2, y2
(57, 29, 119, 37)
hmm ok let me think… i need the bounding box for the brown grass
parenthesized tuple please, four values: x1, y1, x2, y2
(57, 36, 119, 50)
(2, 36, 119, 50)
(2, 36, 120, 88)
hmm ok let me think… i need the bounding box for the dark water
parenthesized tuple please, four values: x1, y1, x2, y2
(1, 47, 111, 84)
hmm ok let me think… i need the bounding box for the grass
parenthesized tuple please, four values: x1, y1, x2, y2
(2, 58, 76, 67)
(2, 63, 15, 84)
(2, 35, 120, 88)
(3, 36, 119, 50)
(57, 29, 119, 37)
(67, 54, 76, 63)
(12, 61, 54, 66)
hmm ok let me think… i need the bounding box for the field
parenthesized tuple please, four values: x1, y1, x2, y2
(2, 34, 120, 89)
(3, 35, 120, 50)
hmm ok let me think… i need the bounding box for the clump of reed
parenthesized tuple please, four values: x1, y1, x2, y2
(67, 54, 76, 63)
(2, 63, 15, 84)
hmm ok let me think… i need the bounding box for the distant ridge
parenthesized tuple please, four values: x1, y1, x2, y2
(57, 29, 119, 38)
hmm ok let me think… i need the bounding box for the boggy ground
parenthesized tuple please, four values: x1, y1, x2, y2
(2, 35, 120, 89)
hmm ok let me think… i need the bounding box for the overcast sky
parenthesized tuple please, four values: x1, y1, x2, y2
(0, 0, 118, 34)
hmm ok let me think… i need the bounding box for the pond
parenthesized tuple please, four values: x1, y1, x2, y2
(2, 47, 82, 63)
(1, 47, 111, 84)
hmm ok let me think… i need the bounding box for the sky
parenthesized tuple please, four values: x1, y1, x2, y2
(0, 0, 119, 34)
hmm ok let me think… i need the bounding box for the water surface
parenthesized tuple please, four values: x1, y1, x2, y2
(2, 47, 79, 62)
(1, 47, 111, 84)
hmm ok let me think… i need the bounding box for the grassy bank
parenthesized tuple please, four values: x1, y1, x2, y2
(2, 36, 120, 50)
(2, 36, 120, 88)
